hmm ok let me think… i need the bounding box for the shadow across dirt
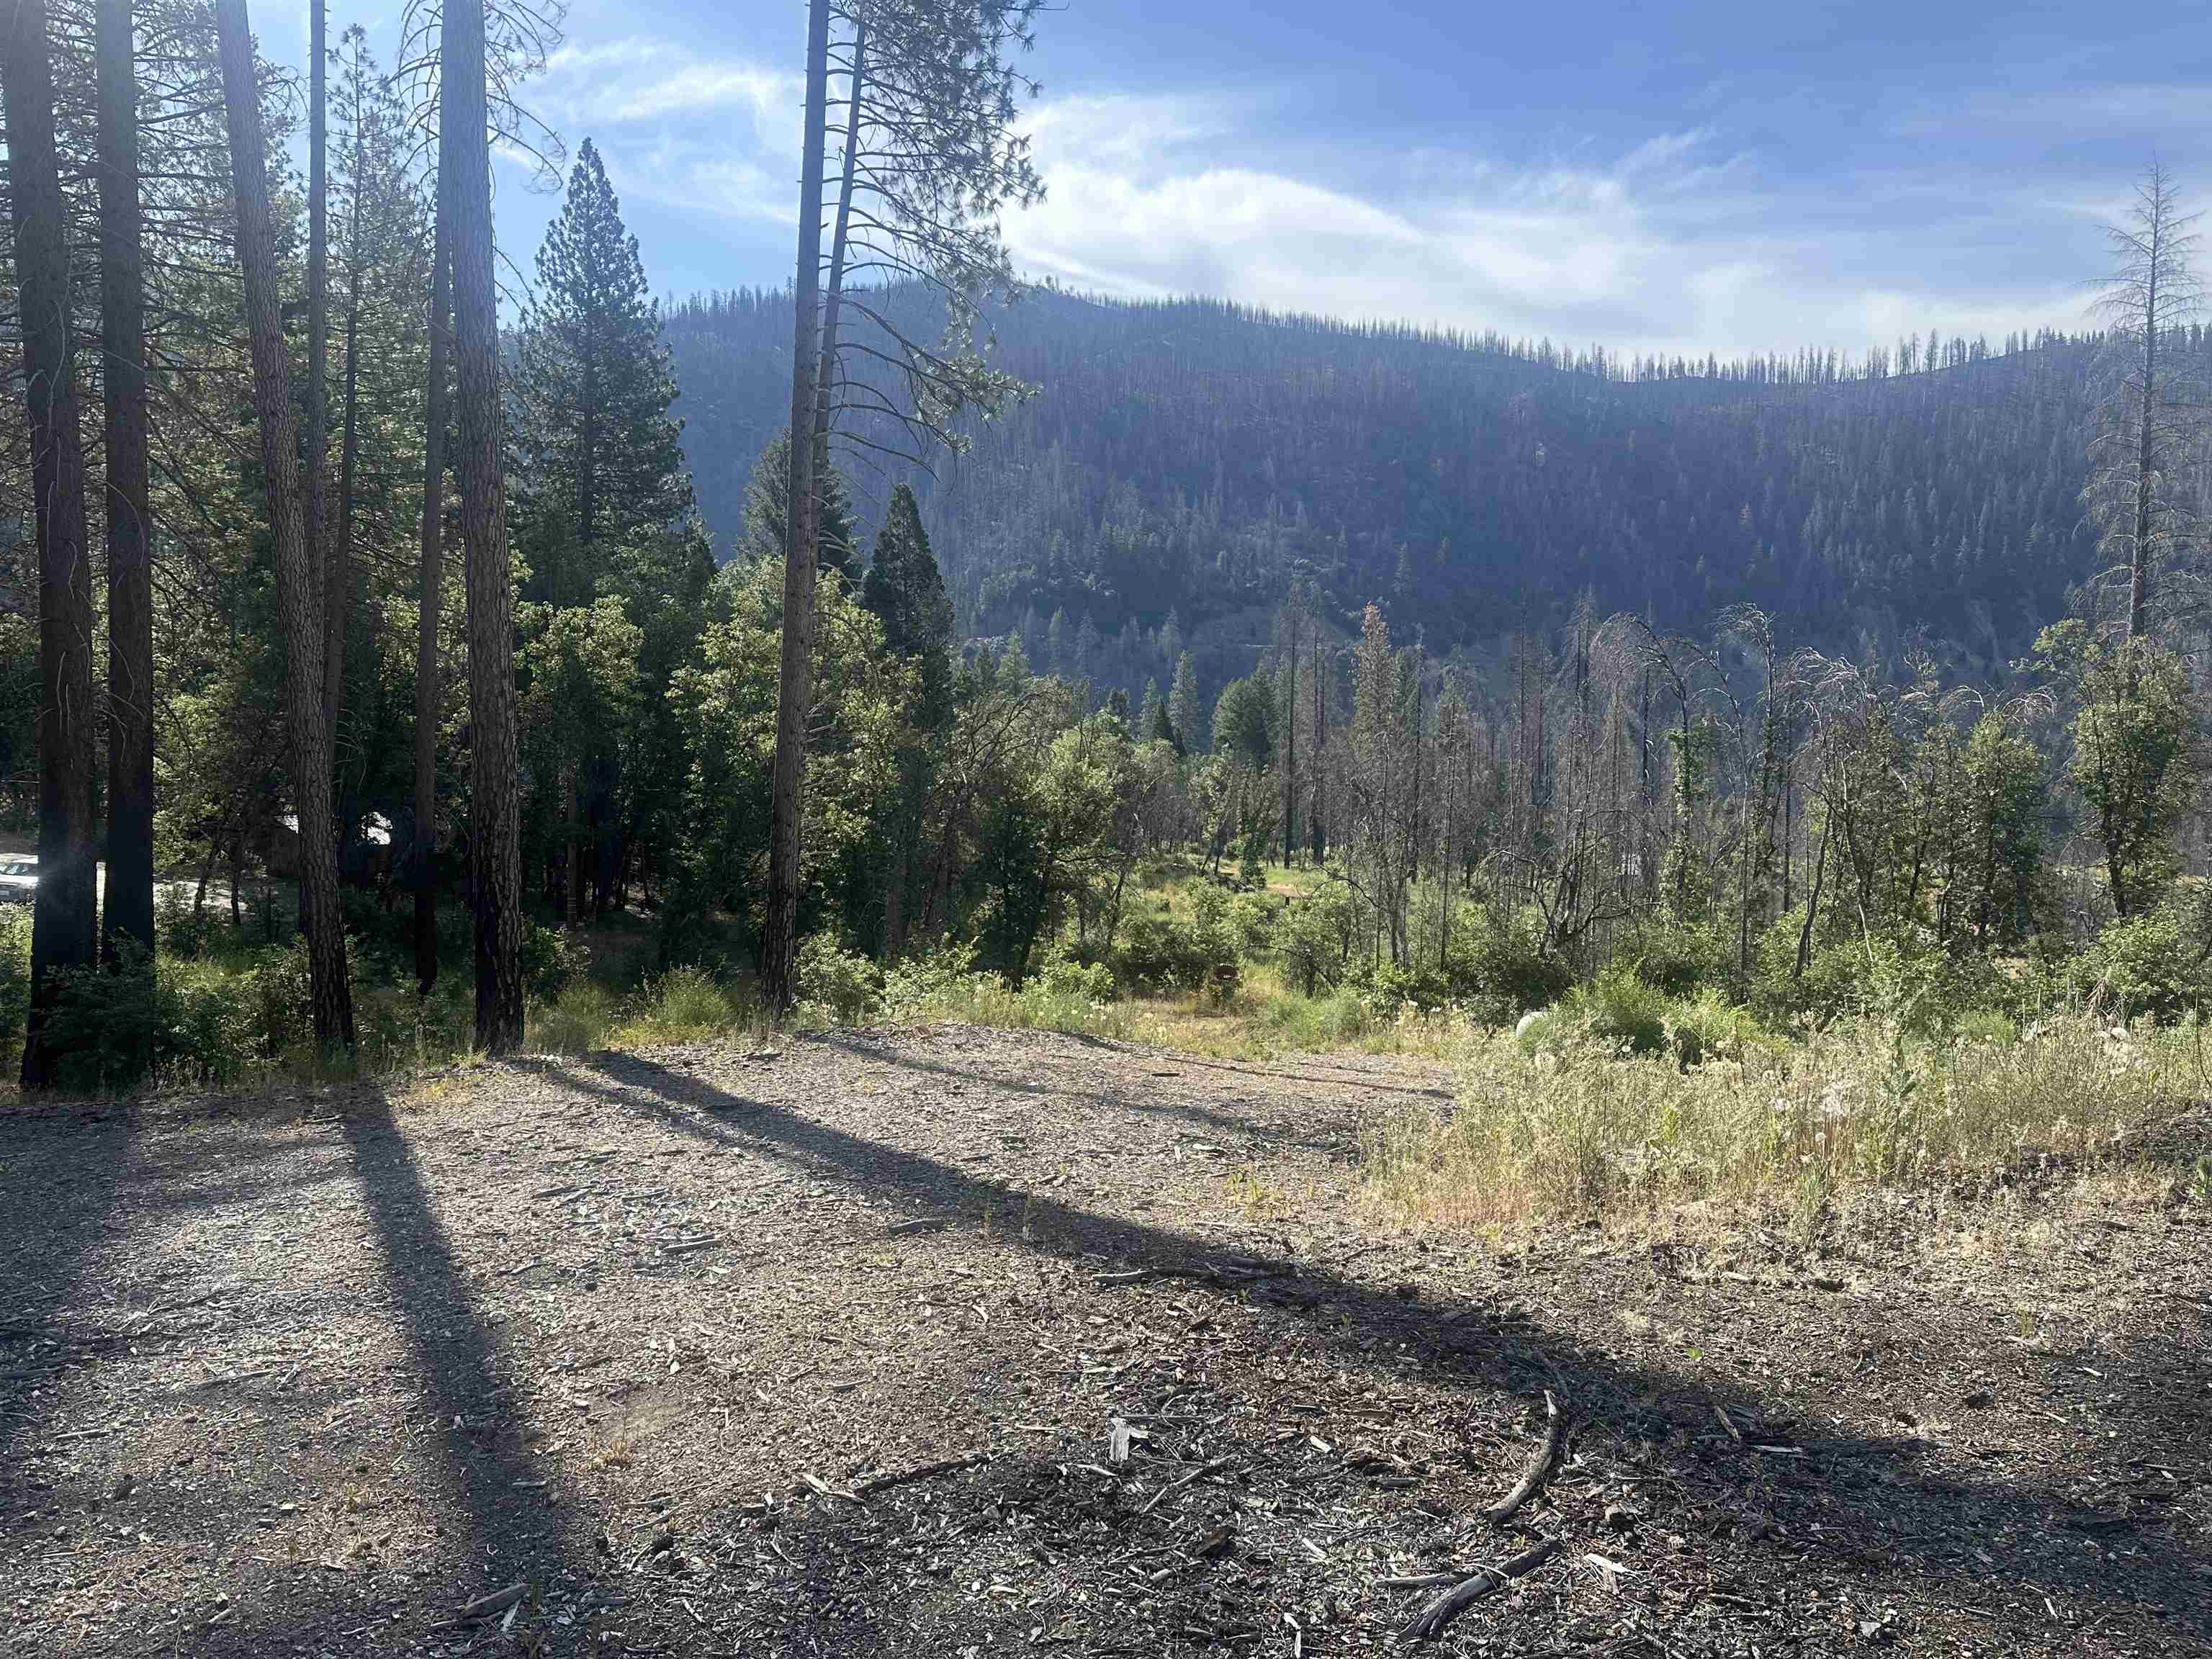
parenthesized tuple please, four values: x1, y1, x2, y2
(565, 1048, 2212, 1649)
(817, 1030, 1374, 1159)
(0, 1101, 137, 1488)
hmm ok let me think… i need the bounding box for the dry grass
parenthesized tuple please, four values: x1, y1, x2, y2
(1365, 1012, 2210, 1236)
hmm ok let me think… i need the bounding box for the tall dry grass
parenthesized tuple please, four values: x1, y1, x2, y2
(1366, 1012, 2208, 1234)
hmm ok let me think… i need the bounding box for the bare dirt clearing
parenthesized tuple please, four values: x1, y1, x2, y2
(2, 1025, 2207, 1658)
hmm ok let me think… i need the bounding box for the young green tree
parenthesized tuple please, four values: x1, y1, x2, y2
(2036, 622, 2195, 919)
(1167, 651, 1203, 755)
(739, 426, 855, 574)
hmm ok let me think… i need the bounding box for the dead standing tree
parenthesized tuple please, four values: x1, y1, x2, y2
(2085, 161, 2203, 644)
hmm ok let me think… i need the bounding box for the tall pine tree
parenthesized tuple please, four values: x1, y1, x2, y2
(515, 138, 691, 607)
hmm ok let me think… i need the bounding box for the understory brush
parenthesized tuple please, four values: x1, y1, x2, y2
(1369, 1009, 2203, 1235)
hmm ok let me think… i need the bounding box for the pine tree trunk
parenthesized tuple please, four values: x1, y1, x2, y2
(807, 19, 865, 516)
(95, 0, 155, 969)
(328, 82, 368, 799)
(4, 0, 100, 1087)
(307, 0, 329, 654)
(215, 0, 356, 1052)
(441, 0, 524, 1050)
(413, 209, 450, 995)
(761, 0, 834, 1015)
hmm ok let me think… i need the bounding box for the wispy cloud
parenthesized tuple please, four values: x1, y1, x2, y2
(1004, 93, 2085, 358)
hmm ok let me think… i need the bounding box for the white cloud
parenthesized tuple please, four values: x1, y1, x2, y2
(1004, 94, 2086, 359)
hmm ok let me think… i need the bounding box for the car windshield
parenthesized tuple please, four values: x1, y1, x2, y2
(0, 859, 35, 878)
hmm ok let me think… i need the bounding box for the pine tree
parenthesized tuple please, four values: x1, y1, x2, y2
(516, 138, 692, 607)
(1138, 678, 1166, 746)
(3, 0, 100, 1085)
(1169, 652, 1203, 753)
(862, 486, 953, 670)
(739, 427, 855, 575)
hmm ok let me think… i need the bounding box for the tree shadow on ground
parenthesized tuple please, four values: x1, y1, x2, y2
(817, 1030, 1375, 1159)
(564, 1048, 2212, 1647)
(0, 1100, 137, 1491)
(147, 1097, 599, 1658)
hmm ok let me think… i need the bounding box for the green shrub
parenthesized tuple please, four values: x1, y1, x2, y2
(1451, 909, 1573, 1024)
(794, 934, 885, 1025)
(530, 981, 618, 1054)
(1228, 892, 1279, 958)
(1614, 914, 1732, 997)
(1563, 965, 1668, 1055)
(1352, 959, 1454, 1017)
(1952, 1007, 2019, 1047)
(521, 922, 588, 1000)
(883, 937, 982, 1010)
(163, 961, 261, 1084)
(1665, 987, 1768, 1068)
(42, 952, 168, 1092)
(1038, 948, 1117, 1004)
(2066, 904, 2207, 1023)
(0, 908, 28, 1077)
(1111, 909, 1219, 992)
(1277, 881, 1358, 996)
(628, 966, 738, 1040)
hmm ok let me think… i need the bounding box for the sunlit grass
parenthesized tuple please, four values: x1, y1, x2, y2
(1364, 1011, 2208, 1236)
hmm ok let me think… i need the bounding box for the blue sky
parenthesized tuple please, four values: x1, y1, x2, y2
(261, 0, 2212, 359)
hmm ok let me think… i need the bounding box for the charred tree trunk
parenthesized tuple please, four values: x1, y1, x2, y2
(4, 0, 100, 1087)
(215, 0, 356, 1051)
(413, 210, 451, 995)
(760, 0, 834, 1015)
(441, 0, 524, 1050)
(96, 0, 155, 968)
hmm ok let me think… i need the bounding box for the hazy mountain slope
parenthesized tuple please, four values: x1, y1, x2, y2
(665, 287, 2156, 691)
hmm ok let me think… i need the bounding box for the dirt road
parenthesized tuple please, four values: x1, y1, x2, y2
(1, 1025, 2205, 1655)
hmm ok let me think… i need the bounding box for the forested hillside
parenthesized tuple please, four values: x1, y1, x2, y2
(666, 287, 2144, 693)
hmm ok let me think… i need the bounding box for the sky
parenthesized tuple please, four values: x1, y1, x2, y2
(262, 0, 2212, 361)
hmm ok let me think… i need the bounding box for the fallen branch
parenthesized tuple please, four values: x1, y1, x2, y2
(427, 1581, 528, 1629)
(853, 1451, 991, 1496)
(1398, 1537, 1560, 1642)
(1095, 1260, 1290, 1290)
(1483, 1390, 1564, 1524)
(1138, 1455, 1237, 1516)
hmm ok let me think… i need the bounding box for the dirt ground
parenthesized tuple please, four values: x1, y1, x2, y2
(1, 1023, 2207, 1658)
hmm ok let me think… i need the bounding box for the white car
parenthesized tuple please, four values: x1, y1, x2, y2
(0, 855, 37, 906)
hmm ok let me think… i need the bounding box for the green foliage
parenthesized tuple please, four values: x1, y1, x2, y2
(513, 138, 693, 603)
(2064, 903, 2209, 1023)
(1211, 674, 1274, 772)
(2035, 623, 2196, 919)
(521, 922, 588, 1002)
(734, 426, 856, 573)
(1037, 947, 1118, 1004)
(1278, 880, 1357, 996)
(1614, 914, 1731, 998)
(0, 909, 30, 1078)
(794, 935, 886, 1025)
(1562, 965, 1671, 1056)
(1452, 909, 1574, 1024)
